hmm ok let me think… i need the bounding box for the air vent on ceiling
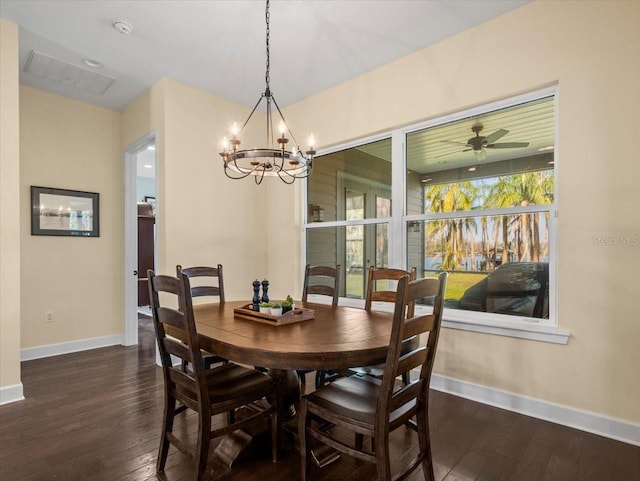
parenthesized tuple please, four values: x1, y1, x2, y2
(24, 50, 116, 95)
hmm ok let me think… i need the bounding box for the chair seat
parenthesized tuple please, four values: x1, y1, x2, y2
(204, 363, 274, 402)
(349, 336, 419, 380)
(306, 375, 415, 429)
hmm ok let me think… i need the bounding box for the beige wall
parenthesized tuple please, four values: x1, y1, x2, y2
(19, 86, 123, 347)
(273, 1, 640, 422)
(159, 78, 268, 298)
(0, 19, 21, 391)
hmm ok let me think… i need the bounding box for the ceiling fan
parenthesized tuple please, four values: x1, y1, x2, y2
(439, 123, 529, 159)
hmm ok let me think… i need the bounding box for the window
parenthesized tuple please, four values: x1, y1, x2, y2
(306, 138, 391, 299)
(406, 96, 555, 322)
(304, 89, 565, 342)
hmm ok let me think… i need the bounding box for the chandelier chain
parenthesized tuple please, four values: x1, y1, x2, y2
(265, 0, 270, 92)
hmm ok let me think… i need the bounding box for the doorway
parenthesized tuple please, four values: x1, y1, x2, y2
(338, 175, 391, 298)
(123, 133, 156, 346)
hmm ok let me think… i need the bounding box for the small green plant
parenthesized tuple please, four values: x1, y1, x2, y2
(260, 302, 271, 308)
(282, 295, 294, 313)
(271, 303, 282, 309)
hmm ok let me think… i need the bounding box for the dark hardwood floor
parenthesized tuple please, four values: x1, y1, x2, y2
(1, 315, 638, 481)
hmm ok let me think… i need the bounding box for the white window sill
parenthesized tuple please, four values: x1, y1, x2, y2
(307, 295, 571, 345)
(441, 312, 570, 344)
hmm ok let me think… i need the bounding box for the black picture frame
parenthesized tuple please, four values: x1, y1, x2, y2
(31, 186, 100, 237)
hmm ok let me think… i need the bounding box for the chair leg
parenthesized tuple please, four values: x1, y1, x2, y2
(402, 371, 410, 386)
(157, 394, 176, 472)
(195, 406, 212, 481)
(298, 399, 312, 481)
(374, 432, 391, 481)
(315, 370, 325, 390)
(417, 407, 435, 481)
(270, 406, 280, 463)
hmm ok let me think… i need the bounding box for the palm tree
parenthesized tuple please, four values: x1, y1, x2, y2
(485, 171, 554, 262)
(424, 181, 477, 270)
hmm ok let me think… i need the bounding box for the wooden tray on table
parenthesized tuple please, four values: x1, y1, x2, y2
(233, 304, 315, 326)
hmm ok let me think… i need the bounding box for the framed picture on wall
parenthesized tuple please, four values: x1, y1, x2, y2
(31, 186, 100, 237)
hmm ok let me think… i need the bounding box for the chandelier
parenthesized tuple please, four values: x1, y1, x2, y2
(220, 0, 315, 185)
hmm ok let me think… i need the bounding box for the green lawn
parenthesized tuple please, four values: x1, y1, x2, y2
(444, 272, 486, 300)
(346, 271, 486, 301)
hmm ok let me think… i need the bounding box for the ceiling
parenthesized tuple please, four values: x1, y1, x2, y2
(354, 94, 555, 177)
(0, 0, 529, 112)
(136, 146, 156, 179)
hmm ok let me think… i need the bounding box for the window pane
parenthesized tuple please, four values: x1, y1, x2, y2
(307, 138, 391, 222)
(406, 96, 555, 215)
(307, 223, 389, 300)
(408, 213, 550, 319)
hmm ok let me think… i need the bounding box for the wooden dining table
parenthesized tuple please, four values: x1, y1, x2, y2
(193, 300, 393, 371)
(191, 300, 394, 465)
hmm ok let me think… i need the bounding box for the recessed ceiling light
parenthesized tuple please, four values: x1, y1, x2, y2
(468, 166, 477, 172)
(548, 160, 555, 165)
(82, 58, 103, 69)
(538, 145, 554, 152)
(113, 21, 133, 35)
(144, 164, 153, 169)
(147, 145, 156, 151)
(421, 178, 432, 183)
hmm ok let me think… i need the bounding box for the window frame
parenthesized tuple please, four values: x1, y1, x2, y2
(302, 86, 569, 344)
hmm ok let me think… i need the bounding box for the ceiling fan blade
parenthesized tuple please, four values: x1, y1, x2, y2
(435, 148, 472, 158)
(484, 128, 509, 144)
(486, 142, 530, 149)
(440, 140, 469, 147)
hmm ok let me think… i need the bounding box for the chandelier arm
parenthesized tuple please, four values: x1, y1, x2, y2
(224, 160, 258, 179)
(275, 166, 297, 185)
(239, 95, 266, 135)
(271, 95, 304, 154)
(256, 166, 267, 185)
(266, 96, 274, 151)
(223, 166, 253, 180)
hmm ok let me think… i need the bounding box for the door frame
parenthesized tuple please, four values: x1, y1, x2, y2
(337, 172, 392, 297)
(123, 132, 156, 346)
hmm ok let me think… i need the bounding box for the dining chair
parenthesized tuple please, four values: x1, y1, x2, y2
(353, 265, 417, 385)
(364, 265, 417, 315)
(299, 272, 448, 481)
(177, 264, 227, 369)
(177, 264, 225, 302)
(148, 270, 280, 481)
(300, 264, 341, 389)
(301, 264, 341, 306)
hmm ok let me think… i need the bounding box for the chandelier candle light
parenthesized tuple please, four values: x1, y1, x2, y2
(219, 0, 316, 184)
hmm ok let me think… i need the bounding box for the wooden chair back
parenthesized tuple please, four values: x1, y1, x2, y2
(302, 264, 341, 307)
(148, 270, 207, 410)
(176, 264, 225, 302)
(377, 272, 448, 424)
(364, 266, 417, 315)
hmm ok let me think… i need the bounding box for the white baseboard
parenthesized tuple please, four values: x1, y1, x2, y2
(20, 334, 124, 361)
(430, 373, 640, 447)
(0, 383, 25, 405)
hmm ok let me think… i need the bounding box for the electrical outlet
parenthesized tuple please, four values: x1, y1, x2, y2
(45, 311, 54, 322)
